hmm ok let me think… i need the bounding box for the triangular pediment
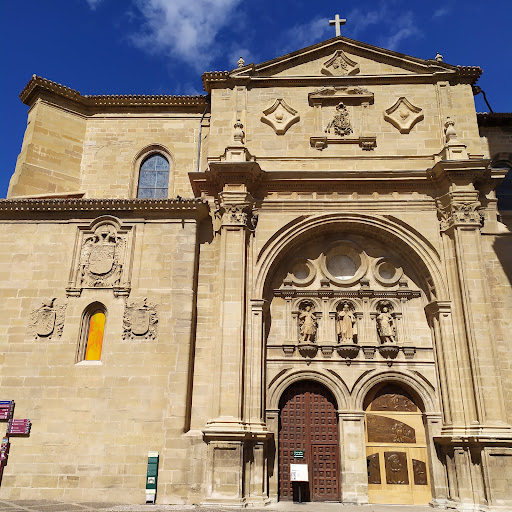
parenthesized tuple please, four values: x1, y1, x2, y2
(229, 36, 471, 81)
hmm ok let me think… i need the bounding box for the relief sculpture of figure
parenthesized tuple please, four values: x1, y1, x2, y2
(336, 303, 357, 343)
(377, 306, 396, 343)
(299, 305, 317, 343)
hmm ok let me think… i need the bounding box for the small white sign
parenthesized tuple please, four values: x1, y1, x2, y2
(290, 463, 309, 482)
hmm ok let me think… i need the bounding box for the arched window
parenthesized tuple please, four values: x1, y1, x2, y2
(77, 303, 106, 362)
(137, 154, 170, 199)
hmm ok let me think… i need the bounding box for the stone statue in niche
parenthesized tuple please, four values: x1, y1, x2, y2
(336, 302, 357, 343)
(79, 224, 126, 289)
(299, 302, 317, 343)
(28, 298, 67, 340)
(376, 303, 396, 343)
(325, 102, 353, 137)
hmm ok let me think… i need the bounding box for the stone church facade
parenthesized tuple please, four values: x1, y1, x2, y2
(1, 35, 511, 510)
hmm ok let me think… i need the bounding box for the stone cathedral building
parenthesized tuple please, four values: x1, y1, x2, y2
(1, 28, 511, 511)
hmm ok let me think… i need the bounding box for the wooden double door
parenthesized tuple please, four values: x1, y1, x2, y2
(279, 380, 340, 501)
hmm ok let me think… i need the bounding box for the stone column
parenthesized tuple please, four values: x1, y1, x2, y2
(429, 160, 512, 511)
(338, 412, 369, 505)
(266, 410, 279, 502)
(200, 159, 269, 506)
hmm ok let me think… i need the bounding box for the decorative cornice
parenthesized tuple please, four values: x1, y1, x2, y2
(0, 198, 209, 220)
(477, 112, 512, 127)
(20, 75, 208, 112)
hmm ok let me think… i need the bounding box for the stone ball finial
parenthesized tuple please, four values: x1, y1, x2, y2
(237, 56, 245, 68)
(435, 52, 443, 62)
(445, 116, 457, 142)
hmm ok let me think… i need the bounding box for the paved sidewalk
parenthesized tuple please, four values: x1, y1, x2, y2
(0, 500, 434, 512)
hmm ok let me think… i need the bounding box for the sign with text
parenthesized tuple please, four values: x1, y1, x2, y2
(0, 401, 14, 421)
(293, 450, 305, 459)
(7, 419, 31, 436)
(290, 463, 309, 482)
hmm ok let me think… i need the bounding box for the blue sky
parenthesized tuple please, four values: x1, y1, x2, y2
(1, 0, 511, 198)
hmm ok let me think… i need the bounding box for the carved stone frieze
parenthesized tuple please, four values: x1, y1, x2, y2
(27, 298, 67, 340)
(261, 99, 300, 135)
(122, 298, 158, 340)
(67, 217, 134, 297)
(321, 50, 360, 76)
(308, 86, 373, 104)
(384, 97, 424, 134)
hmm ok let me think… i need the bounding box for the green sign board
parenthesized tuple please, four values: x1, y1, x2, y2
(293, 450, 305, 458)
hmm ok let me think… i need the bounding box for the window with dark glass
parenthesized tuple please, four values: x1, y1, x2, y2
(137, 154, 170, 199)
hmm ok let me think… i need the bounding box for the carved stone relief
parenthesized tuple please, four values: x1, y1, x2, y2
(261, 98, 300, 135)
(325, 102, 353, 136)
(384, 97, 424, 134)
(27, 298, 66, 340)
(67, 218, 133, 297)
(321, 50, 360, 76)
(123, 298, 158, 340)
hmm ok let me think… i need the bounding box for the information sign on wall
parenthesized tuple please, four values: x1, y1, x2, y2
(290, 463, 309, 482)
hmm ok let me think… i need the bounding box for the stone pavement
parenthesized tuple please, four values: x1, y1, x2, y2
(0, 501, 433, 512)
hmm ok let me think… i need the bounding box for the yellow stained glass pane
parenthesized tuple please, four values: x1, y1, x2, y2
(85, 311, 105, 361)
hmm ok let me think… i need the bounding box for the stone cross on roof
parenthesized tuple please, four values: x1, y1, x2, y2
(329, 14, 346, 37)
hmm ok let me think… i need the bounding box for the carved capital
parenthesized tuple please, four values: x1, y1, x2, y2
(437, 199, 482, 231)
(214, 204, 258, 231)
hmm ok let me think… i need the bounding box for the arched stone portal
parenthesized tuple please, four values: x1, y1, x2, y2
(278, 380, 340, 502)
(364, 383, 432, 505)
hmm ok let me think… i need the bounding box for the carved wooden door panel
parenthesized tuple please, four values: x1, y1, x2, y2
(365, 385, 431, 505)
(279, 381, 340, 501)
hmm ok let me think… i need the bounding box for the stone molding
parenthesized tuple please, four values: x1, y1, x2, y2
(20, 75, 208, 112)
(0, 198, 210, 220)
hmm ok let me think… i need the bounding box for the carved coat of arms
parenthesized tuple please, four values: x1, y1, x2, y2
(79, 225, 126, 288)
(28, 298, 67, 339)
(325, 102, 353, 137)
(123, 298, 158, 339)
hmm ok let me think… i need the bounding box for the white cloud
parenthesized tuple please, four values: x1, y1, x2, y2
(344, 3, 421, 52)
(433, 7, 451, 18)
(130, 0, 242, 71)
(277, 17, 331, 55)
(381, 13, 421, 51)
(86, 0, 104, 9)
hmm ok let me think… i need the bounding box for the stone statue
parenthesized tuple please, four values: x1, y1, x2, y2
(376, 306, 396, 343)
(299, 304, 317, 343)
(336, 303, 357, 343)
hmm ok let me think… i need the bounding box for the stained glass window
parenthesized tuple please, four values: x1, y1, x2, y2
(137, 154, 169, 199)
(84, 310, 105, 361)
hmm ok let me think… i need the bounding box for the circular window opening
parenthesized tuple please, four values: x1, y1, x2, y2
(379, 262, 395, 280)
(293, 262, 310, 280)
(327, 254, 357, 279)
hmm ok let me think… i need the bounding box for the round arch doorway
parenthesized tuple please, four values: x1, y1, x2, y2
(365, 383, 432, 505)
(279, 380, 340, 502)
